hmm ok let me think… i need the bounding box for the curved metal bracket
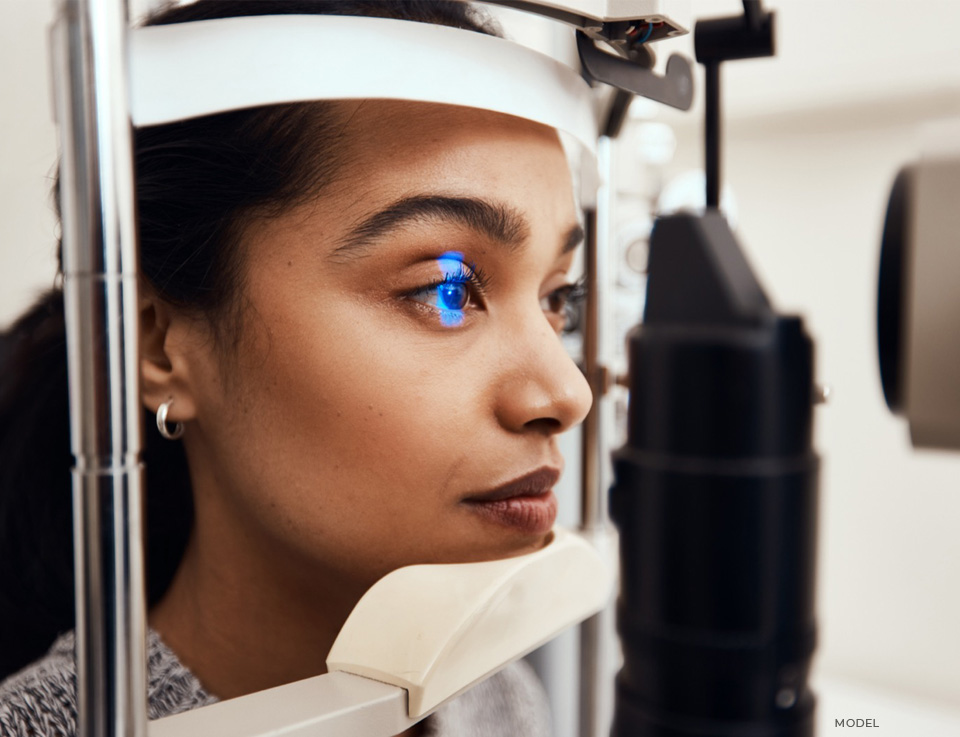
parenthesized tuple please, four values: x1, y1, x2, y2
(576, 32, 694, 111)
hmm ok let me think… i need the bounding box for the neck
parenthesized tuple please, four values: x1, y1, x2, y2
(148, 510, 367, 699)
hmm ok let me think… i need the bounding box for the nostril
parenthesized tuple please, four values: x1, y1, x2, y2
(525, 417, 563, 433)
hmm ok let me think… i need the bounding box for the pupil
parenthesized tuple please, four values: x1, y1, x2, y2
(439, 283, 466, 311)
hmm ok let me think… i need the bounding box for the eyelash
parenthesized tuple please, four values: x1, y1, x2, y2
(546, 276, 587, 311)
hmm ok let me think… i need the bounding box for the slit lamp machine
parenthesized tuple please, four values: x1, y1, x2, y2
(48, 0, 959, 735)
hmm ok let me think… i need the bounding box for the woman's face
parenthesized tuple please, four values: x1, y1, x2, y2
(178, 101, 593, 591)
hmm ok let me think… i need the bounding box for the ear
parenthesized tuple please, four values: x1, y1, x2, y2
(140, 291, 202, 424)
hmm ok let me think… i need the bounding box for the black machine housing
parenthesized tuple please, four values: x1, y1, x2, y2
(607, 3, 821, 735)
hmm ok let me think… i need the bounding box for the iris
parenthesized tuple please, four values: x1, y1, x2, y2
(437, 251, 467, 327)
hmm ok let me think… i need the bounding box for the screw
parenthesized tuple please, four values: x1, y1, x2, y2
(813, 384, 832, 405)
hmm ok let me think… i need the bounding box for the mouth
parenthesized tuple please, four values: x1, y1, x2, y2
(461, 467, 561, 535)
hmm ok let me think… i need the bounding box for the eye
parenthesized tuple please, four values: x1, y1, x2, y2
(541, 276, 587, 334)
(407, 253, 490, 327)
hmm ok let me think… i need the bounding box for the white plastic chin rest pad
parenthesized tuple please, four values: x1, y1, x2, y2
(129, 14, 599, 156)
(327, 526, 614, 718)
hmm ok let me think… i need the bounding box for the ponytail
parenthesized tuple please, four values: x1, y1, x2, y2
(0, 290, 194, 679)
(0, 291, 78, 678)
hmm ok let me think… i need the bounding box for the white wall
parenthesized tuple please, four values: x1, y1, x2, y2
(0, 0, 60, 326)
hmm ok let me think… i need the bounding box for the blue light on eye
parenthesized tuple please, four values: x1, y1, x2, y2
(437, 250, 465, 327)
(437, 283, 467, 310)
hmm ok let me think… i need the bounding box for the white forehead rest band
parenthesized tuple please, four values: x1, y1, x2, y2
(129, 14, 599, 157)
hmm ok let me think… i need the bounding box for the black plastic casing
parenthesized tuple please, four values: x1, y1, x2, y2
(610, 212, 819, 737)
(695, 13, 775, 64)
(877, 166, 911, 415)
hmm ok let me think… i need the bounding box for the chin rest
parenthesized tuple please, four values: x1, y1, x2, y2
(149, 527, 613, 736)
(327, 526, 614, 718)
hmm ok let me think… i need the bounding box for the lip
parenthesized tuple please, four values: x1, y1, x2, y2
(462, 467, 561, 534)
(463, 467, 561, 502)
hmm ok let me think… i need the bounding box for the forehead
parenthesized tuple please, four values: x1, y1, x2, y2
(324, 100, 578, 218)
(341, 99, 566, 141)
(237, 100, 581, 274)
(338, 100, 570, 178)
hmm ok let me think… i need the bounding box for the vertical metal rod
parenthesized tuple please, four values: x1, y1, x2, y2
(51, 1, 147, 736)
(578, 204, 601, 737)
(579, 136, 616, 737)
(579, 204, 602, 534)
(579, 136, 614, 533)
(705, 61, 721, 209)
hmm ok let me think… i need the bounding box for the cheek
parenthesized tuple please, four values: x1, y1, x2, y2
(223, 288, 485, 519)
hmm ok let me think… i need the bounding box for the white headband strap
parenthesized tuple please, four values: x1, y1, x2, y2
(129, 14, 599, 156)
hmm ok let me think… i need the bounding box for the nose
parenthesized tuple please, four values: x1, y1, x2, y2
(494, 316, 593, 435)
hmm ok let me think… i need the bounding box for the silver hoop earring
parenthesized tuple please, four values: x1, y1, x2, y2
(156, 400, 185, 441)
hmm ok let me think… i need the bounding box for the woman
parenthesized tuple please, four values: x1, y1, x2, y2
(0, 1, 592, 734)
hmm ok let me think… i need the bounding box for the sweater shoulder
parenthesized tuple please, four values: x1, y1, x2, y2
(0, 632, 79, 737)
(1, 638, 548, 737)
(423, 659, 552, 737)
(0, 630, 217, 736)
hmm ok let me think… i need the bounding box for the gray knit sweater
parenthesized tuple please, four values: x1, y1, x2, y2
(0, 630, 551, 736)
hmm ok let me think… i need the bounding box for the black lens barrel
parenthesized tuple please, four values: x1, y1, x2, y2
(610, 213, 819, 737)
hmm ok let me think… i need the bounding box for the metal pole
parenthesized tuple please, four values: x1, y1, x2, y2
(579, 135, 617, 737)
(51, 1, 147, 736)
(579, 137, 616, 539)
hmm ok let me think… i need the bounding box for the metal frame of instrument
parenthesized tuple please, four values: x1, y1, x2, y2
(49, 1, 693, 735)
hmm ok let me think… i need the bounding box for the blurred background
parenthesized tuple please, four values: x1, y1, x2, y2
(2, 0, 959, 734)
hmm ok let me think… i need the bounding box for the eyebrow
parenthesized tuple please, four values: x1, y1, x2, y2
(328, 195, 583, 262)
